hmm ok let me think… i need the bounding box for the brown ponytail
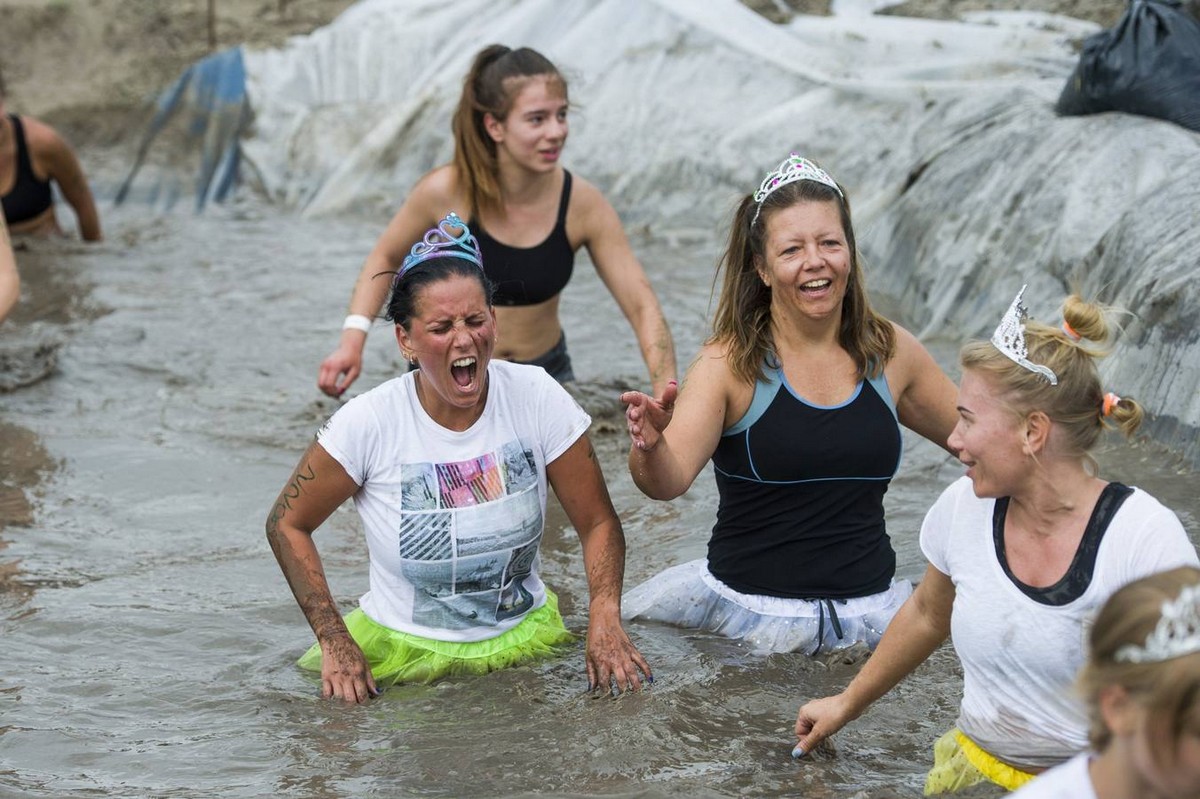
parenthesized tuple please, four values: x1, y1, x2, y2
(451, 45, 566, 218)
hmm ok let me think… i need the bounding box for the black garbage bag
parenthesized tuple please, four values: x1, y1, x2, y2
(1056, 0, 1200, 133)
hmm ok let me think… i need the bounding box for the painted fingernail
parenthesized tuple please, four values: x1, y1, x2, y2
(791, 745, 806, 759)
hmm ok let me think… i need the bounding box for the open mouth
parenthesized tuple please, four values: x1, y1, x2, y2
(451, 356, 477, 388)
(800, 278, 831, 293)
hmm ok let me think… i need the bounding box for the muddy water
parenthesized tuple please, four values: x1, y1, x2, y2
(0, 199, 1196, 799)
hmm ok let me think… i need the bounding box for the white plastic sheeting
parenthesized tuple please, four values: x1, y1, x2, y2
(241, 0, 1200, 460)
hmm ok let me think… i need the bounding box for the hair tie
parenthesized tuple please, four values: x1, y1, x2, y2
(1061, 320, 1082, 342)
(1102, 392, 1122, 417)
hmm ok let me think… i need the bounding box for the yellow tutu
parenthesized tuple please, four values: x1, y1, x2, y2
(923, 729, 1036, 795)
(298, 589, 576, 687)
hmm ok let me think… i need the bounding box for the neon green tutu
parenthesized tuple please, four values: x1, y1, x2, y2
(298, 590, 576, 686)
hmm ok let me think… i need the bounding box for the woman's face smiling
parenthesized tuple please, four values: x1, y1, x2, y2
(486, 75, 568, 173)
(946, 369, 1030, 498)
(758, 199, 850, 324)
(396, 274, 496, 428)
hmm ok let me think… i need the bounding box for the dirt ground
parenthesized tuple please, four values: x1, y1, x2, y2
(0, 0, 1134, 143)
(0, 0, 358, 137)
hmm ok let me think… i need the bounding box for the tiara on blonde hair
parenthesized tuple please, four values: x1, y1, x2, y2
(397, 212, 483, 283)
(1114, 583, 1200, 664)
(991, 285, 1058, 386)
(751, 153, 843, 227)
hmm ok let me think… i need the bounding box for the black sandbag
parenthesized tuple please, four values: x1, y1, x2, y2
(1056, 0, 1200, 133)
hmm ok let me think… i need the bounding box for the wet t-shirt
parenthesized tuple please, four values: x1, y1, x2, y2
(318, 361, 590, 642)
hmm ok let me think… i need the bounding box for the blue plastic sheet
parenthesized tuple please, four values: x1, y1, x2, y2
(116, 46, 250, 210)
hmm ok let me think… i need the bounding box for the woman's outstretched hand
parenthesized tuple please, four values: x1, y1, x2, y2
(793, 693, 854, 758)
(621, 380, 677, 452)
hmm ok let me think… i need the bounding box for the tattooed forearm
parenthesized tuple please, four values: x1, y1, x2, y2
(265, 457, 317, 545)
(265, 449, 350, 644)
(304, 593, 350, 642)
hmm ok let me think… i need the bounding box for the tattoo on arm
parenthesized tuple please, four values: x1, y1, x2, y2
(265, 457, 317, 548)
(265, 451, 349, 641)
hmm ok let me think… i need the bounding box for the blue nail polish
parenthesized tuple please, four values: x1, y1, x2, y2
(791, 745, 806, 759)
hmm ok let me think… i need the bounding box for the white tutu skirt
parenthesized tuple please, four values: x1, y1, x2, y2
(622, 559, 912, 655)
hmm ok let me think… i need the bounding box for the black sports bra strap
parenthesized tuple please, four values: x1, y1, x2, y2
(10, 115, 33, 175)
(556, 171, 572, 227)
(994, 482, 1134, 606)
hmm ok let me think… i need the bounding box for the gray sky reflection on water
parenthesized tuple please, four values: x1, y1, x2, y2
(0, 203, 1193, 798)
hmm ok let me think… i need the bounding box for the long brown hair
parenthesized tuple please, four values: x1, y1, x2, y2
(451, 45, 566, 218)
(711, 173, 895, 385)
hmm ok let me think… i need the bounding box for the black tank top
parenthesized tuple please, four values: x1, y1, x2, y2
(471, 171, 575, 307)
(1, 115, 53, 224)
(708, 365, 902, 599)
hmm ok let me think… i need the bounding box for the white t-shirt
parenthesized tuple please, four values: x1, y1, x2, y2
(921, 476, 1198, 768)
(1010, 753, 1097, 799)
(317, 361, 591, 642)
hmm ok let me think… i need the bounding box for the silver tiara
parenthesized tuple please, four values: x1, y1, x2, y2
(990, 285, 1058, 386)
(750, 153, 843, 227)
(1114, 583, 1200, 664)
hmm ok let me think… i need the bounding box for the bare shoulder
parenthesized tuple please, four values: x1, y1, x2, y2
(567, 172, 606, 206)
(409, 164, 468, 217)
(684, 339, 752, 416)
(565, 173, 618, 229)
(20, 116, 72, 165)
(885, 321, 934, 376)
(19, 116, 67, 149)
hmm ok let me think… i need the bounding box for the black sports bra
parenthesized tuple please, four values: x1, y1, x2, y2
(1, 115, 53, 224)
(471, 171, 575, 307)
(994, 482, 1133, 606)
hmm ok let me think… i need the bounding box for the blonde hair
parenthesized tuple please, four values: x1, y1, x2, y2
(711, 174, 894, 386)
(451, 45, 566, 219)
(1078, 566, 1200, 761)
(959, 295, 1143, 455)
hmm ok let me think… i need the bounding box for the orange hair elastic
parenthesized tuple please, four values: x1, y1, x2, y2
(1102, 392, 1122, 417)
(1061, 321, 1082, 342)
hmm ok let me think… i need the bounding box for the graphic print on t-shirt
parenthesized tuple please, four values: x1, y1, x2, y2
(397, 439, 541, 630)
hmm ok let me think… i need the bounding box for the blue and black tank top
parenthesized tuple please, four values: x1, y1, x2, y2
(709, 362, 903, 599)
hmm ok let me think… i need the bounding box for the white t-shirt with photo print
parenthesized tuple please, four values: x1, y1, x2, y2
(318, 360, 590, 642)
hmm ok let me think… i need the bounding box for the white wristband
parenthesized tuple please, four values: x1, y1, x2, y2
(342, 314, 372, 333)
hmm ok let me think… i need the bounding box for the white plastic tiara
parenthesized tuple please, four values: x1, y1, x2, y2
(990, 285, 1058, 386)
(751, 153, 843, 227)
(1115, 583, 1200, 664)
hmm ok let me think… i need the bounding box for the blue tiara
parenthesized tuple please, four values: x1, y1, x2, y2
(397, 212, 484, 282)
